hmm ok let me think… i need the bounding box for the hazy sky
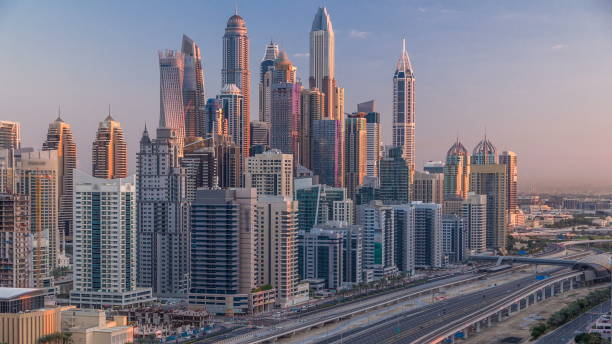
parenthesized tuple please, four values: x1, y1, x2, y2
(0, 0, 611, 192)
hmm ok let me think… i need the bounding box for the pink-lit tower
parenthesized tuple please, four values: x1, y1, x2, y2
(222, 12, 250, 160)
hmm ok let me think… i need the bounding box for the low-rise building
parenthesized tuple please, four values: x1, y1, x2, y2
(61, 309, 134, 344)
(0, 288, 71, 344)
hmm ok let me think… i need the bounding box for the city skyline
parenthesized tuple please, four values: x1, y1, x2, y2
(1, 1, 611, 192)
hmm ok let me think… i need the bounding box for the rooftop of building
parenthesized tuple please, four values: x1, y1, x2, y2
(311, 7, 333, 32)
(0, 287, 43, 300)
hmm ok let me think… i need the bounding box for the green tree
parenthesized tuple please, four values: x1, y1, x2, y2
(37, 332, 72, 344)
(575, 332, 606, 344)
(531, 323, 548, 339)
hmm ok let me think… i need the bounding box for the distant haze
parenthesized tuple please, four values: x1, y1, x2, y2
(1, 0, 611, 193)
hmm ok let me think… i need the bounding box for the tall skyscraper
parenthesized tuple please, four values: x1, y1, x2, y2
(344, 113, 367, 199)
(259, 41, 279, 123)
(413, 202, 442, 268)
(0, 193, 31, 288)
(16, 150, 59, 287)
(0, 149, 16, 193)
(43, 116, 77, 247)
(182, 143, 217, 200)
(310, 7, 342, 119)
(312, 119, 344, 187)
(218, 84, 248, 162)
(356, 201, 396, 271)
(471, 135, 497, 165)
(392, 39, 416, 170)
(309, 7, 334, 92)
(424, 161, 444, 174)
(357, 100, 375, 113)
(70, 170, 153, 308)
(183, 135, 241, 191)
(222, 13, 250, 154)
(211, 135, 242, 189)
(300, 88, 324, 169)
(295, 184, 349, 232)
(159, 50, 187, 143)
(91, 114, 127, 179)
(499, 151, 518, 219)
(470, 164, 507, 250)
(272, 50, 297, 84)
(203, 98, 225, 138)
(245, 149, 293, 198)
(333, 199, 354, 224)
(0, 121, 20, 150)
(379, 147, 411, 204)
(392, 204, 415, 275)
(270, 82, 301, 157)
(137, 127, 191, 297)
(412, 171, 444, 204)
(190, 189, 275, 315)
(462, 193, 487, 254)
(300, 222, 363, 286)
(442, 214, 468, 264)
(255, 196, 307, 307)
(181, 34, 206, 139)
(334, 85, 345, 121)
(364, 111, 381, 177)
(444, 139, 470, 199)
(298, 227, 344, 289)
(335, 223, 364, 284)
(250, 121, 270, 147)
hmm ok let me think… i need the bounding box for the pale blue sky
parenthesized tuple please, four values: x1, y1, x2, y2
(0, 0, 611, 192)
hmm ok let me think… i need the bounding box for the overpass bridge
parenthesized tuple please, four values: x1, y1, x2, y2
(559, 239, 612, 247)
(468, 255, 610, 282)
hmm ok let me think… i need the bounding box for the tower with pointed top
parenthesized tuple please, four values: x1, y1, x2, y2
(310, 7, 342, 120)
(259, 41, 279, 123)
(270, 50, 301, 158)
(393, 39, 416, 172)
(472, 135, 497, 165)
(181, 34, 206, 139)
(469, 135, 507, 250)
(43, 114, 77, 245)
(223, 12, 250, 159)
(137, 125, 191, 297)
(92, 113, 127, 179)
(444, 139, 470, 199)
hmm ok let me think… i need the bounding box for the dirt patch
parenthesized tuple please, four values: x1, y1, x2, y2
(464, 286, 602, 344)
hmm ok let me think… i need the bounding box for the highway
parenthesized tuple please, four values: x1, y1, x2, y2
(316, 271, 571, 344)
(535, 301, 611, 344)
(208, 273, 483, 343)
(210, 249, 590, 344)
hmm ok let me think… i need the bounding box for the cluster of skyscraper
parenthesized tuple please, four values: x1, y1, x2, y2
(0, 6, 519, 316)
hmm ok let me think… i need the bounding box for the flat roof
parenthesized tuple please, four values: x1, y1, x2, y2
(0, 288, 43, 300)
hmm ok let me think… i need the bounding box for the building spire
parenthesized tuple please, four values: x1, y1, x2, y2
(106, 104, 114, 121)
(56, 105, 63, 122)
(396, 38, 413, 73)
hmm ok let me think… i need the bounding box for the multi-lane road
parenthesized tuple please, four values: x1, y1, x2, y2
(317, 271, 569, 344)
(208, 249, 594, 344)
(535, 301, 611, 344)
